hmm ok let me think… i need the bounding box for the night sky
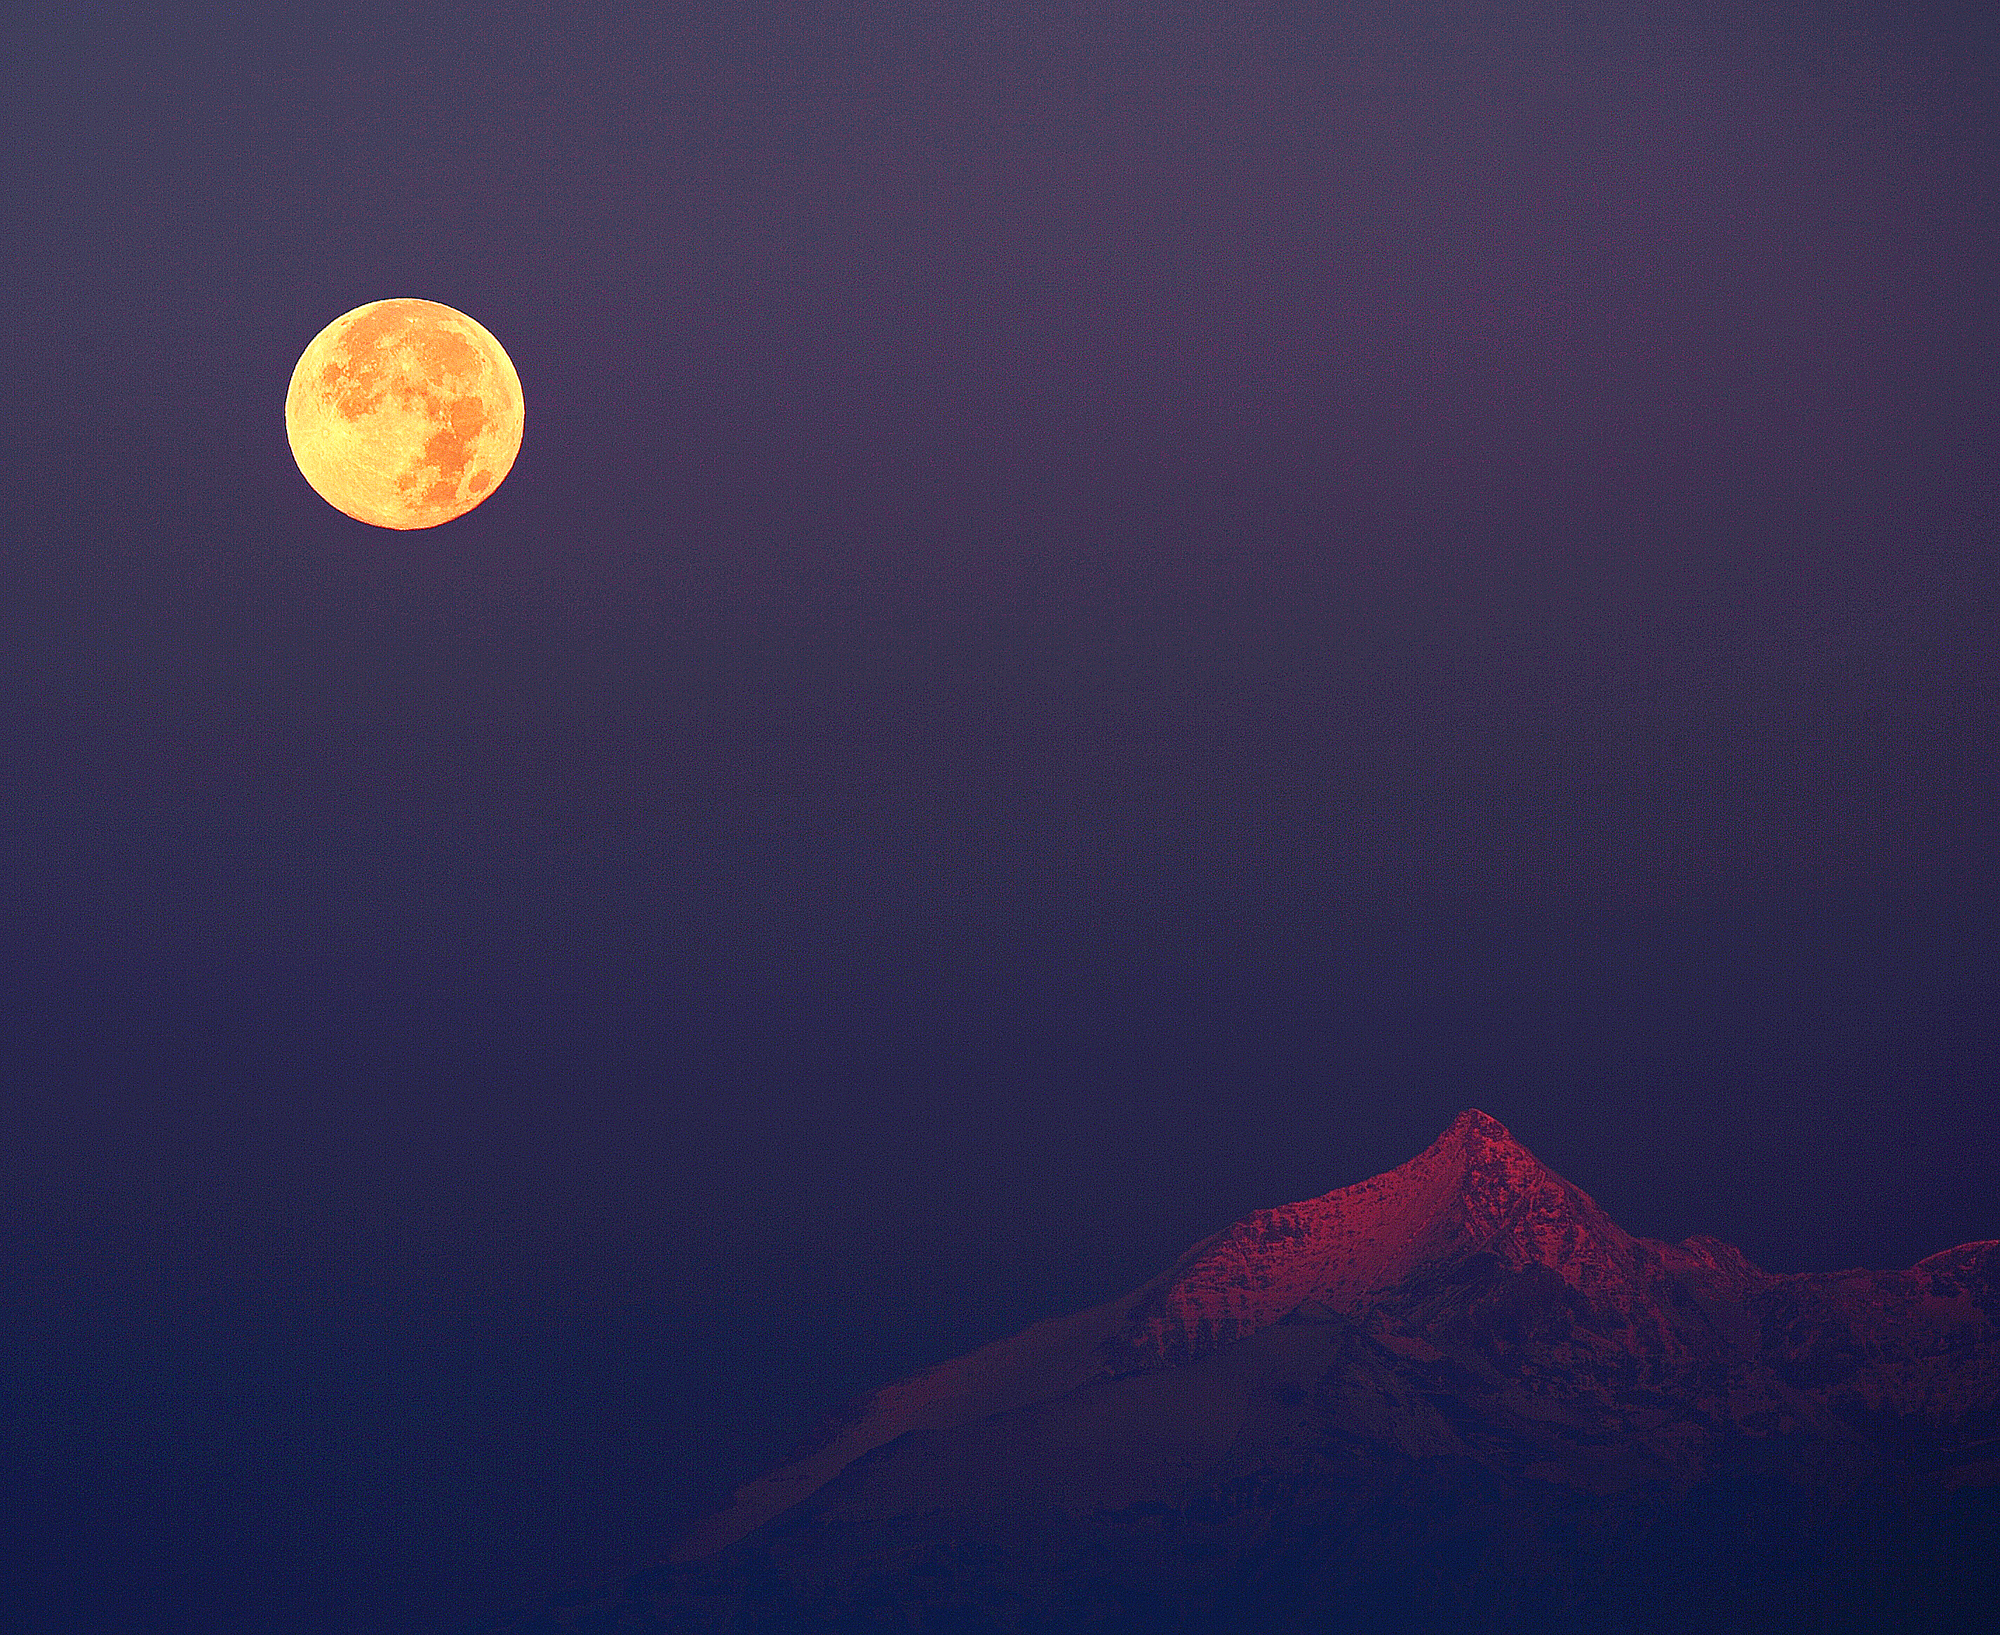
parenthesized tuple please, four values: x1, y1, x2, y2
(6, 4, 1999, 1631)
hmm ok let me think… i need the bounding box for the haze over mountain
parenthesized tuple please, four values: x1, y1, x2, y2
(484, 1113, 2000, 1633)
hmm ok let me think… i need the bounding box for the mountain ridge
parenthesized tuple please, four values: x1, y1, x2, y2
(494, 1113, 2000, 1633)
(673, 1110, 1995, 1565)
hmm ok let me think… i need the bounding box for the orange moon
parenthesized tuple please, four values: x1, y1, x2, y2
(286, 299, 524, 529)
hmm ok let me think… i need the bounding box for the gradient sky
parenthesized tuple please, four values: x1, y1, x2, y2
(5, 4, 1999, 1632)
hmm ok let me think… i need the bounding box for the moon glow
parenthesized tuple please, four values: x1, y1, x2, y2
(286, 299, 523, 529)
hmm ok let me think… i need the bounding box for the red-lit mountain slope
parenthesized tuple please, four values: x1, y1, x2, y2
(1112, 1108, 1741, 1367)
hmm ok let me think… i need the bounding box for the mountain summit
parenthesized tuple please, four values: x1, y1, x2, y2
(494, 1114, 2000, 1634)
(1119, 1109, 1644, 1362)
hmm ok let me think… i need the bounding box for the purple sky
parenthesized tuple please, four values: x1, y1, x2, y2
(5, 4, 1998, 1631)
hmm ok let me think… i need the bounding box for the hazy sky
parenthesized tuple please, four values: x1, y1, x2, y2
(5, 4, 1998, 1631)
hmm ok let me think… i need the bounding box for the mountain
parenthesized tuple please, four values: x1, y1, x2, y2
(480, 1112, 2000, 1634)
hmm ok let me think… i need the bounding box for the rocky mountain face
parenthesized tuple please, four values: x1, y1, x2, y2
(481, 1112, 2000, 1634)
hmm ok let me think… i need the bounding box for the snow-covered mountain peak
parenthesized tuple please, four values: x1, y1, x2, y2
(1117, 1110, 1639, 1362)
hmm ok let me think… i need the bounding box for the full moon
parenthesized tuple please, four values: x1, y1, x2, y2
(286, 299, 524, 529)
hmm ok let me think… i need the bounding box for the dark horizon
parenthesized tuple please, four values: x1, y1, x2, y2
(6, 3, 1999, 1631)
